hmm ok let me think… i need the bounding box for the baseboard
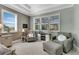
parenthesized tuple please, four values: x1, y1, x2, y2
(73, 44, 79, 52)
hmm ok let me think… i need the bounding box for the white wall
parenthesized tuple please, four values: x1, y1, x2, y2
(60, 7, 74, 32)
(73, 5, 79, 47)
(18, 14, 29, 31)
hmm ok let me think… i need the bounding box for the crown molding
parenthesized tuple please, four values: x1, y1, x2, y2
(3, 4, 32, 16)
(2, 4, 74, 16)
(31, 4, 74, 16)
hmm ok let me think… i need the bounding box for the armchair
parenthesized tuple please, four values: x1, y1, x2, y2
(26, 31, 38, 42)
(43, 32, 73, 55)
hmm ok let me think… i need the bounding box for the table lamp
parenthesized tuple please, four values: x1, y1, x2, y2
(22, 29, 25, 32)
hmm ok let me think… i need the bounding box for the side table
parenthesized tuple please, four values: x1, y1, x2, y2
(21, 36, 27, 42)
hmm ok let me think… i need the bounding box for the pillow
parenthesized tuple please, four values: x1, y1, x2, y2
(57, 34, 67, 41)
(28, 33, 33, 37)
(0, 43, 9, 55)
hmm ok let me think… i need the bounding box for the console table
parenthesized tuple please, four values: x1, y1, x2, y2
(37, 33, 50, 41)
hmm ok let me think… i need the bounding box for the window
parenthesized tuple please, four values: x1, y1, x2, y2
(41, 17, 49, 23)
(41, 24, 48, 30)
(41, 17, 49, 30)
(35, 18, 40, 30)
(49, 24, 58, 30)
(35, 24, 40, 30)
(49, 15, 60, 31)
(33, 14, 60, 32)
(2, 10, 17, 33)
(35, 18, 40, 24)
(50, 15, 60, 24)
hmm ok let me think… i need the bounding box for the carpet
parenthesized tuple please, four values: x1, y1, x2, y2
(11, 40, 79, 55)
(11, 41, 48, 55)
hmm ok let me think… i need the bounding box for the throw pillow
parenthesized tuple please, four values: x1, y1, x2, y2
(57, 34, 67, 41)
(28, 33, 33, 37)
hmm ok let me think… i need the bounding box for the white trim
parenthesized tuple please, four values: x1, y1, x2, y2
(1, 9, 18, 33)
(31, 5, 74, 16)
(3, 4, 74, 16)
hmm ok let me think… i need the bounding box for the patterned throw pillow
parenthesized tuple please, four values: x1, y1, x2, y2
(57, 34, 67, 41)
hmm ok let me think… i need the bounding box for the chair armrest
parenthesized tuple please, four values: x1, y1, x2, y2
(64, 38, 73, 45)
(63, 38, 73, 53)
(4, 49, 16, 55)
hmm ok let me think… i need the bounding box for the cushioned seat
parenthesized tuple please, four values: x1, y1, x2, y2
(27, 37, 37, 42)
(43, 41, 63, 55)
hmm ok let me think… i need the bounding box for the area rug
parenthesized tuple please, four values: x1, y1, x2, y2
(11, 41, 48, 55)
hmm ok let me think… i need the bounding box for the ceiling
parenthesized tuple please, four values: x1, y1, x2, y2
(3, 4, 74, 16)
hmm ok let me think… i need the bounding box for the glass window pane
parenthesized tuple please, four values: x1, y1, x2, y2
(50, 15, 60, 24)
(41, 17, 48, 23)
(41, 24, 48, 30)
(50, 24, 58, 30)
(35, 18, 40, 24)
(3, 11, 16, 32)
(35, 25, 40, 30)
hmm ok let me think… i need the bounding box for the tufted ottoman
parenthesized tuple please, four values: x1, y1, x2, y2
(43, 41, 63, 55)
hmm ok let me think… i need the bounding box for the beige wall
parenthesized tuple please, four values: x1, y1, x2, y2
(0, 5, 30, 32)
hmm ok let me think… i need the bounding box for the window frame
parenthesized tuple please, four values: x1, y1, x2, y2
(33, 13, 60, 32)
(1, 9, 17, 33)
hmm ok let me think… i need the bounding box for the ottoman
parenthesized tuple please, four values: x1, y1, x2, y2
(43, 41, 63, 55)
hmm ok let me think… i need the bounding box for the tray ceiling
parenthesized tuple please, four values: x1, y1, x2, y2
(3, 4, 74, 16)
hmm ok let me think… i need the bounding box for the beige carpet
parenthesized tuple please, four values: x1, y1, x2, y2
(11, 40, 79, 55)
(12, 41, 48, 55)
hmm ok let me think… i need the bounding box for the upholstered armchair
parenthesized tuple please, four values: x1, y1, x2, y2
(43, 32, 73, 55)
(26, 31, 38, 42)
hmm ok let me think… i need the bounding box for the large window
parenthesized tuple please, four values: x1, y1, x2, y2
(49, 15, 60, 32)
(35, 18, 40, 30)
(34, 14, 60, 32)
(2, 10, 17, 33)
(41, 17, 49, 30)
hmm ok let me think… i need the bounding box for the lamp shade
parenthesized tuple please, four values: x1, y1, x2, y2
(22, 29, 25, 32)
(0, 24, 3, 29)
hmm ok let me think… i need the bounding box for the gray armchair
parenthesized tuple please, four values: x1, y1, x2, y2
(43, 32, 73, 55)
(26, 31, 38, 42)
